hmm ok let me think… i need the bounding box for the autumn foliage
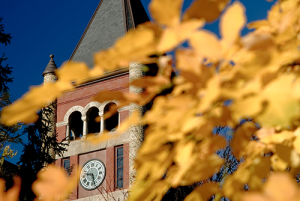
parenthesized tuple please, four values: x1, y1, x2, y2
(2, 0, 300, 200)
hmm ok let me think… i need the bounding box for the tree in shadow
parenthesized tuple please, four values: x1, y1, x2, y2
(0, 17, 12, 46)
(0, 17, 22, 191)
(17, 105, 68, 201)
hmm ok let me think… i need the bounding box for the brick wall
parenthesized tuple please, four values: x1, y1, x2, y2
(106, 146, 115, 192)
(120, 110, 129, 124)
(57, 74, 129, 121)
(123, 143, 129, 189)
(55, 158, 62, 168)
(56, 126, 66, 142)
(69, 155, 79, 200)
(56, 73, 129, 141)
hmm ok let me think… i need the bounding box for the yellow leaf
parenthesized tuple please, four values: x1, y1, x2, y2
(183, 0, 229, 22)
(223, 177, 244, 199)
(260, 130, 294, 144)
(278, 7, 298, 34)
(149, 0, 183, 27)
(244, 141, 269, 159)
(94, 26, 157, 70)
(172, 141, 195, 186)
(136, 145, 172, 184)
(184, 183, 219, 201)
(209, 135, 227, 152)
(293, 134, 300, 155)
(131, 76, 169, 88)
(271, 154, 288, 171)
(242, 193, 266, 201)
(264, 173, 299, 201)
(115, 28, 155, 55)
(197, 135, 227, 159)
(32, 165, 79, 201)
(182, 154, 224, 184)
(242, 29, 275, 50)
(189, 30, 222, 60)
(261, 71, 278, 88)
(231, 96, 263, 122)
(257, 75, 300, 128)
(0, 177, 21, 201)
(118, 110, 140, 133)
(275, 144, 300, 168)
(194, 120, 215, 140)
(220, 1, 246, 46)
(256, 127, 275, 140)
(89, 65, 104, 78)
(252, 157, 271, 179)
(267, 3, 280, 30)
(243, 173, 300, 201)
(55, 80, 74, 92)
(1, 83, 61, 126)
(181, 116, 205, 133)
(176, 49, 202, 75)
(231, 122, 257, 158)
(158, 19, 204, 52)
(198, 76, 220, 113)
(247, 20, 269, 30)
(56, 61, 90, 85)
(175, 141, 194, 167)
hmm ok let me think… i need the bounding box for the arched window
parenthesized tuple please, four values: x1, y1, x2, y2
(87, 107, 100, 134)
(104, 103, 119, 132)
(69, 111, 83, 140)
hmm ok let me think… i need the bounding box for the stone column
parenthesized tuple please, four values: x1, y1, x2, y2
(82, 115, 87, 137)
(98, 112, 104, 133)
(129, 62, 144, 186)
(118, 111, 121, 130)
(66, 123, 70, 141)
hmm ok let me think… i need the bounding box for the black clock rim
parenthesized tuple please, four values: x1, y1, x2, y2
(80, 159, 106, 191)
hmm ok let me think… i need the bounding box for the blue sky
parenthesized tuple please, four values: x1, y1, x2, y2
(0, 0, 274, 164)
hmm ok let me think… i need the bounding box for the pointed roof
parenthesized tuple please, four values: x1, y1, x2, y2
(43, 54, 57, 76)
(69, 0, 150, 68)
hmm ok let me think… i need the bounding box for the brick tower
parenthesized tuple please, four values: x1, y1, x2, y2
(48, 0, 150, 200)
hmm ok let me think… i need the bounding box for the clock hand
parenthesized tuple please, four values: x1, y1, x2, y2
(87, 173, 96, 185)
(91, 174, 96, 185)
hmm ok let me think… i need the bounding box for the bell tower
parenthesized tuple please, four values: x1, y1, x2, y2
(52, 0, 150, 200)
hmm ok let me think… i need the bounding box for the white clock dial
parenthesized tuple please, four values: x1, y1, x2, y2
(80, 159, 106, 190)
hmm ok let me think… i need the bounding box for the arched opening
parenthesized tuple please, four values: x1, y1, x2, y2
(104, 103, 119, 132)
(87, 107, 100, 134)
(69, 111, 83, 140)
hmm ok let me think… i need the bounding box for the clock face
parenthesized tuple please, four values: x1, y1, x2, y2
(80, 159, 106, 190)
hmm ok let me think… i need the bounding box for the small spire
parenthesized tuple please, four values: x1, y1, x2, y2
(43, 54, 58, 77)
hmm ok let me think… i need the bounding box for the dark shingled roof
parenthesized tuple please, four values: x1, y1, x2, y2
(69, 0, 150, 68)
(43, 54, 58, 76)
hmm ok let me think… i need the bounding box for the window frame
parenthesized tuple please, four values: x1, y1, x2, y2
(115, 145, 124, 190)
(62, 157, 71, 175)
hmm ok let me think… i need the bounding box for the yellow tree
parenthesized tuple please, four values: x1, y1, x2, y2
(2, 0, 300, 201)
